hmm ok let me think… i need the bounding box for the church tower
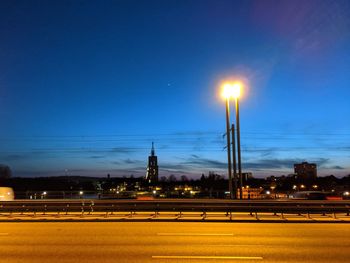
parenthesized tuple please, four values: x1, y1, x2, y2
(145, 142, 158, 184)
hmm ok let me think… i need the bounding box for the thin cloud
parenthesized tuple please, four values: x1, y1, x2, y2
(0, 154, 27, 161)
(327, 166, 345, 170)
(173, 155, 227, 170)
(123, 159, 142, 164)
(110, 147, 139, 154)
(244, 158, 330, 170)
(89, 155, 106, 159)
(160, 163, 188, 171)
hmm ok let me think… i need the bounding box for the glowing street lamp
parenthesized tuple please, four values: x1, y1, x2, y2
(222, 82, 241, 100)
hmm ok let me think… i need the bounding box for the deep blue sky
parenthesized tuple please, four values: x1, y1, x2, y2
(0, 0, 349, 178)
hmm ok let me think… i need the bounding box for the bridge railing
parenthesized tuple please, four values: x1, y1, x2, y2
(1, 199, 349, 216)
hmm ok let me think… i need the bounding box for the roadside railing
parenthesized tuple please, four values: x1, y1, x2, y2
(1, 200, 349, 218)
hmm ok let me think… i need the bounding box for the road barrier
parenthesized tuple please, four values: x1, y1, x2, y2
(1, 199, 349, 218)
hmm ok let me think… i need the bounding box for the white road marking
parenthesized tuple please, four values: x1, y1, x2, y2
(157, 233, 234, 236)
(152, 255, 263, 260)
(206, 244, 266, 247)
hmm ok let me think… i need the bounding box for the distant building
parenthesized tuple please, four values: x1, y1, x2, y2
(145, 142, 158, 184)
(242, 172, 253, 182)
(237, 187, 263, 199)
(294, 162, 317, 180)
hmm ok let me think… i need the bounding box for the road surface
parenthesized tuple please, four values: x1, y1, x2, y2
(0, 222, 349, 262)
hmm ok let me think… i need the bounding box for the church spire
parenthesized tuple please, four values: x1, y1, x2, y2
(145, 142, 158, 184)
(151, 141, 155, 156)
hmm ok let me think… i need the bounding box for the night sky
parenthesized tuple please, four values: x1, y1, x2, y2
(0, 0, 349, 178)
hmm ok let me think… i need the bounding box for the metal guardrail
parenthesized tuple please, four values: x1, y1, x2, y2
(1, 199, 349, 217)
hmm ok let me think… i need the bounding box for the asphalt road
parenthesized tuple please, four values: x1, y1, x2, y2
(0, 222, 349, 263)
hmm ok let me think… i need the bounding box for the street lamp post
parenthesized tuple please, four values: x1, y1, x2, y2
(222, 82, 243, 199)
(231, 123, 237, 199)
(222, 84, 234, 199)
(225, 97, 233, 199)
(221, 82, 244, 199)
(235, 96, 243, 199)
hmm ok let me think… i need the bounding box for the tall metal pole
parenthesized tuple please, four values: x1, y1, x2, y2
(231, 123, 237, 199)
(235, 98, 243, 199)
(225, 98, 233, 199)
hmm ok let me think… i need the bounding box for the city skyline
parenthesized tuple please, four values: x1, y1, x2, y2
(0, 0, 349, 178)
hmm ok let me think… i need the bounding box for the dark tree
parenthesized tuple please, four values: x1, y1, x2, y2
(0, 165, 12, 179)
